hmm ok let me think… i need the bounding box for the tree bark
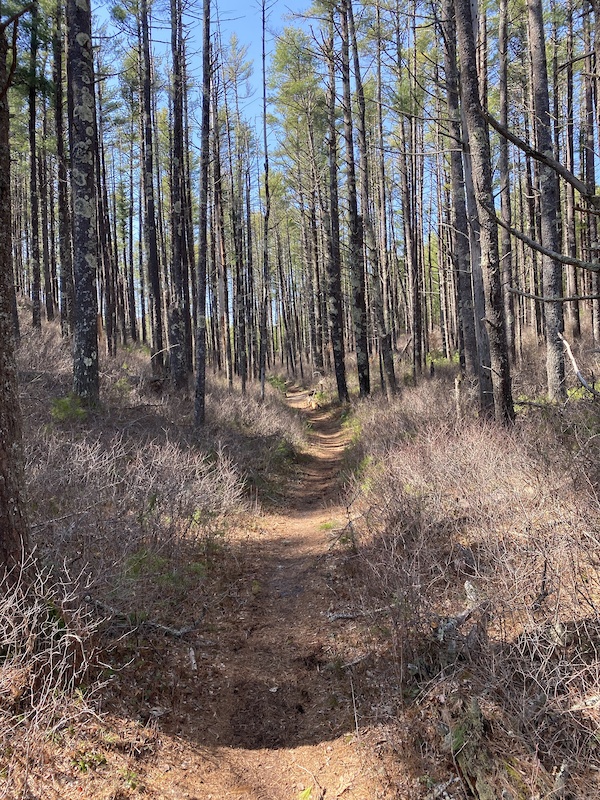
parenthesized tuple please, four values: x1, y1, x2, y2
(454, 0, 514, 423)
(441, 0, 482, 393)
(29, 0, 41, 330)
(499, 0, 515, 361)
(67, 0, 99, 405)
(565, 0, 580, 338)
(0, 18, 28, 571)
(140, 0, 164, 376)
(194, 0, 210, 426)
(168, 0, 189, 389)
(258, 0, 272, 399)
(528, 0, 566, 401)
(347, 0, 396, 396)
(325, 11, 349, 403)
(340, 0, 369, 397)
(54, 0, 73, 338)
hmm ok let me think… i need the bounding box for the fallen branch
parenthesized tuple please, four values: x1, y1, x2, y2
(85, 596, 210, 640)
(559, 332, 600, 398)
(327, 602, 398, 622)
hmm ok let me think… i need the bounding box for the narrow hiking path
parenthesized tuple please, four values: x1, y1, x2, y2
(137, 387, 398, 799)
(49, 387, 418, 800)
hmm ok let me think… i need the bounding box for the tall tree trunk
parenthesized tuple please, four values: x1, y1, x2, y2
(454, 0, 514, 423)
(398, 117, 421, 381)
(246, 163, 257, 380)
(325, 11, 349, 403)
(168, 0, 189, 389)
(499, 0, 515, 361)
(0, 14, 28, 570)
(340, 0, 369, 397)
(195, 0, 210, 427)
(127, 101, 138, 342)
(39, 114, 54, 322)
(259, 0, 271, 400)
(54, 0, 73, 338)
(67, 0, 99, 404)
(140, 0, 164, 376)
(441, 0, 481, 393)
(212, 101, 234, 390)
(590, 0, 600, 343)
(565, 0, 580, 338)
(222, 85, 247, 392)
(347, 0, 396, 396)
(375, 1, 393, 348)
(528, 0, 566, 401)
(96, 82, 117, 357)
(29, 1, 41, 330)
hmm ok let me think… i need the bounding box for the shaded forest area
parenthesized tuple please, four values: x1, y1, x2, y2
(1, 0, 600, 797)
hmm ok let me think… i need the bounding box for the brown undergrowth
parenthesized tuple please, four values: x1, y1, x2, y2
(2, 323, 310, 799)
(5, 322, 600, 799)
(344, 339, 600, 798)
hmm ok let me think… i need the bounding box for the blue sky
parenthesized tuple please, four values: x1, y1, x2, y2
(94, 0, 312, 129)
(217, 0, 310, 65)
(214, 0, 311, 122)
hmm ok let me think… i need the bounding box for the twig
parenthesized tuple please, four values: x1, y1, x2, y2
(294, 764, 324, 799)
(531, 559, 551, 611)
(30, 505, 101, 529)
(342, 652, 373, 670)
(85, 596, 208, 640)
(349, 673, 360, 739)
(514, 399, 554, 409)
(327, 602, 398, 622)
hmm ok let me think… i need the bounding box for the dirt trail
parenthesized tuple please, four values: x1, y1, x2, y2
(138, 387, 392, 799)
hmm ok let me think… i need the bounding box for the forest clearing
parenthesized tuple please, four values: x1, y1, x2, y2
(2, 0, 600, 797)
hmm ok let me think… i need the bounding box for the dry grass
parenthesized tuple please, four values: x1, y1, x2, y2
(0, 559, 101, 797)
(2, 321, 310, 795)
(8, 321, 600, 797)
(344, 343, 600, 798)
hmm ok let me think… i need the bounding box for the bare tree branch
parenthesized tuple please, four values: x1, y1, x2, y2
(559, 332, 600, 398)
(484, 203, 600, 272)
(0, 3, 34, 101)
(482, 109, 596, 204)
(0, 3, 34, 34)
(508, 287, 600, 303)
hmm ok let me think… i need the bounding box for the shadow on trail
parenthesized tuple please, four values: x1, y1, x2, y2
(105, 388, 361, 753)
(113, 524, 360, 753)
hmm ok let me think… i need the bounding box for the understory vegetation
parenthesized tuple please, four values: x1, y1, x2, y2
(2, 323, 306, 795)
(2, 323, 600, 798)
(343, 335, 600, 797)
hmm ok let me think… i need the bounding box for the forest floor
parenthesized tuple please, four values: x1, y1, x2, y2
(29, 386, 425, 800)
(9, 333, 600, 799)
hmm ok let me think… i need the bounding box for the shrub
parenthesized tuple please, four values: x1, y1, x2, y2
(345, 377, 600, 797)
